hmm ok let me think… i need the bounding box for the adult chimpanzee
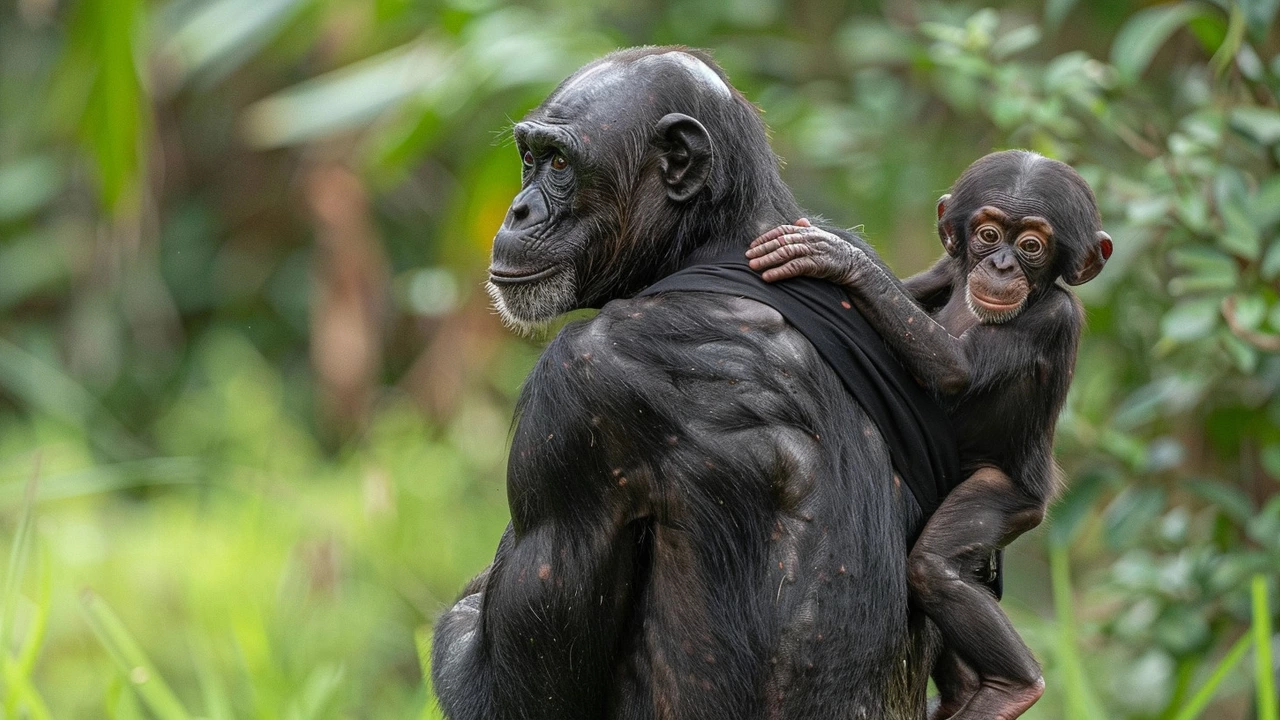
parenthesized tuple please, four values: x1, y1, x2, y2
(432, 47, 957, 719)
(746, 150, 1112, 720)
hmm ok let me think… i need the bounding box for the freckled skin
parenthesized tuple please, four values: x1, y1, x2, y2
(433, 47, 937, 720)
(747, 151, 1112, 720)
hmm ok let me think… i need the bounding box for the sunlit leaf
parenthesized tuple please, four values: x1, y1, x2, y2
(991, 25, 1041, 60)
(1111, 2, 1217, 82)
(157, 0, 312, 86)
(0, 157, 61, 223)
(243, 41, 456, 148)
(1161, 298, 1222, 342)
(63, 0, 149, 215)
(1230, 108, 1280, 146)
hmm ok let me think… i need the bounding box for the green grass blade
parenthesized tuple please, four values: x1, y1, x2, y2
(1171, 632, 1253, 720)
(1255, 575, 1278, 720)
(17, 541, 51, 675)
(0, 459, 40, 698)
(1049, 541, 1108, 720)
(2, 660, 53, 720)
(80, 589, 192, 720)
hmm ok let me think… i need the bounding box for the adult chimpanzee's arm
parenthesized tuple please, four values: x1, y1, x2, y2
(431, 324, 649, 720)
(747, 227, 973, 394)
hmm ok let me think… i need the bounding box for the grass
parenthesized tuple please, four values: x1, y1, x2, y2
(0, 332, 1273, 718)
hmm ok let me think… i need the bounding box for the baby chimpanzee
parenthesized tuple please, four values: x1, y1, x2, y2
(747, 150, 1111, 720)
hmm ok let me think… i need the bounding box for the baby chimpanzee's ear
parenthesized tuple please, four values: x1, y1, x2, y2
(936, 194, 960, 257)
(1064, 231, 1112, 286)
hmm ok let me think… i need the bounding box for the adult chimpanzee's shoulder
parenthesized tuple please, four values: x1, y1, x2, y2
(532, 290, 828, 432)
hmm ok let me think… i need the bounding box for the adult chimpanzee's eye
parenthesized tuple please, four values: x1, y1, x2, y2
(522, 150, 535, 166)
(551, 154, 569, 171)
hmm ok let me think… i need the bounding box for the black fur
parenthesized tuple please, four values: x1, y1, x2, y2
(746, 150, 1111, 720)
(433, 46, 935, 719)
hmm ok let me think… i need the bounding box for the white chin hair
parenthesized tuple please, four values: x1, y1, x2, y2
(965, 286, 1023, 324)
(485, 267, 577, 336)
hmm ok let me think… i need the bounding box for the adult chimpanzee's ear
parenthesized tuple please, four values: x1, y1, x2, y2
(1065, 230, 1112, 285)
(655, 113, 713, 203)
(936, 194, 960, 257)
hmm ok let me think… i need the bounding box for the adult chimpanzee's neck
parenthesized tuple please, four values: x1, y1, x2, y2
(676, 183, 803, 269)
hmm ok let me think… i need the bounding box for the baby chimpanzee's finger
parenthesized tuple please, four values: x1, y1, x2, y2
(760, 257, 818, 283)
(748, 225, 814, 252)
(747, 238, 813, 270)
(746, 233, 814, 260)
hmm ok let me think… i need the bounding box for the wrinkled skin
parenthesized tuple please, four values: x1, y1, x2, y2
(748, 150, 1112, 720)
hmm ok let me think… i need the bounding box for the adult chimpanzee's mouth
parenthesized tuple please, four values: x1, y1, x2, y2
(488, 265, 560, 285)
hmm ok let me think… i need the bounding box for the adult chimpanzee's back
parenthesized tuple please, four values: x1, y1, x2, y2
(431, 47, 937, 718)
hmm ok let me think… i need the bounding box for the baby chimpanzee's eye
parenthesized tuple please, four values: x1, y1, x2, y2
(1018, 235, 1045, 257)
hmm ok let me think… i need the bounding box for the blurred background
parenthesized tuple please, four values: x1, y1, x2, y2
(0, 0, 1278, 717)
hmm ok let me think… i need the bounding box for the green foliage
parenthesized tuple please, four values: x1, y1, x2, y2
(0, 0, 1276, 717)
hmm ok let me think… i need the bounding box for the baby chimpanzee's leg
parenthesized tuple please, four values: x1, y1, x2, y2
(908, 468, 1046, 720)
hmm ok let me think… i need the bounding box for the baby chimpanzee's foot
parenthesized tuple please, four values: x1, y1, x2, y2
(948, 676, 1044, 720)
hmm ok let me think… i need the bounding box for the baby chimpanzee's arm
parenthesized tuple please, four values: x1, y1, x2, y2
(747, 224, 974, 396)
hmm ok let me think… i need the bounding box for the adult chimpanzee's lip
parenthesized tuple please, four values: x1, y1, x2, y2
(488, 264, 559, 285)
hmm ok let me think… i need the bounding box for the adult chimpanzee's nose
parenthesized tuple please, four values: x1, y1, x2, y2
(503, 186, 549, 232)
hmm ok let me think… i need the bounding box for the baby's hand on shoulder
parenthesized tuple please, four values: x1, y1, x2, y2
(747, 219, 867, 285)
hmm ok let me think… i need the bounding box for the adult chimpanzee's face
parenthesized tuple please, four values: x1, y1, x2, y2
(485, 52, 722, 333)
(485, 118, 592, 330)
(960, 204, 1054, 323)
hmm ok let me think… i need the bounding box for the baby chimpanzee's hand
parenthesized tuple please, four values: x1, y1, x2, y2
(746, 219, 866, 285)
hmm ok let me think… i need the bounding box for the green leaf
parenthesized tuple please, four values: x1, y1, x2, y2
(1186, 478, 1256, 523)
(1242, 0, 1280, 40)
(1161, 298, 1222, 342)
(64, 0, 149, 215)
(1169, 247, 1239, 295)
(1048, 469, 1111, 546)
(1154, 604, 1211, 655)
(1209, 1, 1246, 76)
(1103, 486, 1167, 549)
(243, 41, 455, 148)
(991, 25, 1042, 60)
(1230, 108, 1280, 146)
(157, 0, 312, 85)
(1229, 293, 1267, 330)
(1221, 331, 1259, 373)
(0, 157, 61, 223)
(1111, 1, 1217, 82)
(1045, 0, 1081, 29)
(1251, 176, 1280, 229)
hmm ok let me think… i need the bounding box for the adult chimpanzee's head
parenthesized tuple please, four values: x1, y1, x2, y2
(936, 150, 1112, 323)
(486, 47, 798, 332)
